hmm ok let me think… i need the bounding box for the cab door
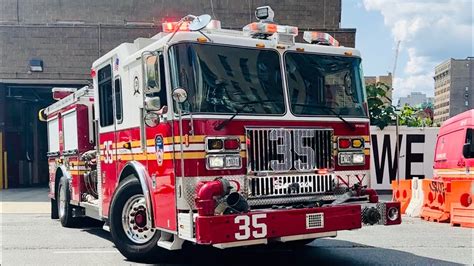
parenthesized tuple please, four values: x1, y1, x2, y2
(96, 61, 119, 217)
(142, 52, 177, 231)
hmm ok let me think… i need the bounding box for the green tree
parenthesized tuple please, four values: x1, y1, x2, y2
(398, 104, 434, 127)
(366, 82, 434, 128)
(366, 82, 395, 129)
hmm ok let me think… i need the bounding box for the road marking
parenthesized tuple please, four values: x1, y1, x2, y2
(53, 250, 118, 254)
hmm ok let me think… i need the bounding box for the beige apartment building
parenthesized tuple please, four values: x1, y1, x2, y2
(433, 57, 474, 125)
(365, 73, 393, 106)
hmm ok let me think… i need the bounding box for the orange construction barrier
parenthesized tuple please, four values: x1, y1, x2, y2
(420, 179, 451, 222)
(450, 180, 474, 228)
(391, 180, 412, 214)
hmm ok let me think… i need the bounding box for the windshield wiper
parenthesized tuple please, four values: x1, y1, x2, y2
(214, 100, 279, 131)
(292, 103, 356, 131)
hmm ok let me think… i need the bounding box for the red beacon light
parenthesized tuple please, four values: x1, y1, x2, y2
(303, 31, 340, 46)
(162, 21, 190, 33)
(162, 19, 221, 33)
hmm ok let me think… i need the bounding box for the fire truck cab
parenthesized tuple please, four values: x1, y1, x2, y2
(43, 7, 401, 261)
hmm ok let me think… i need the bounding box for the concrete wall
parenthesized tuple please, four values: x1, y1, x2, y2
(0, 0, 355, 83)
(0, 0, 342, 28)
(370, 126, 439, 190)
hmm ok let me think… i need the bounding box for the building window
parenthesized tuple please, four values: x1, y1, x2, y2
(98, 65, 113, 127)
(466, 101, 469, 107)
(466, 87, 470, 91)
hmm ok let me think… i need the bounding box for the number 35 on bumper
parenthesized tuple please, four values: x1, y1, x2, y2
(234, 214, 267, 240)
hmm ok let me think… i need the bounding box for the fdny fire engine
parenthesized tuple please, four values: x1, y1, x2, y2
(41, 7, 401, 261)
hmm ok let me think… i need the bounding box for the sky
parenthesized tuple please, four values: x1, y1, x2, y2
(341, 0, 473, 102)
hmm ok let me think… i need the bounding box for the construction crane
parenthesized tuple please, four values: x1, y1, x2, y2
(392, 40, 401, 90)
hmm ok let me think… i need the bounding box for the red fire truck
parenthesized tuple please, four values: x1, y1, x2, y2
(42, 6, 401, 261)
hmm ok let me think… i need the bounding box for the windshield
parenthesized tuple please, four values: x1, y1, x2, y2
(285, 52, 367, 117)
(168, 43, 285, 114)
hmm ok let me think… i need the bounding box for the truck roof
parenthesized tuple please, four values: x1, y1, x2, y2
(92, 25, 361, 70)
(439, 109, 474, 135)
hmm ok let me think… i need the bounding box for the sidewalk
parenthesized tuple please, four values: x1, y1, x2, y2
(0, 187, 50, 214)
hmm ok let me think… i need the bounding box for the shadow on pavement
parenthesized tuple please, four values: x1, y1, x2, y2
(81, 225, 458, 266)
(0, 187, 49, 202)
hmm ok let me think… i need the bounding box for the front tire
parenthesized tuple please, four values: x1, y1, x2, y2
(57, 176, 77, 227)
(109, 176, 161, 262)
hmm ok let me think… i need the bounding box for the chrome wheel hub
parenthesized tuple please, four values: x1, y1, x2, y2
(58, 184, 66, 218)
(121, 194, 154, 244)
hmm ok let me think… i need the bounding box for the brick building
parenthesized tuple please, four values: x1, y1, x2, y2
(0, 0, 355, 188)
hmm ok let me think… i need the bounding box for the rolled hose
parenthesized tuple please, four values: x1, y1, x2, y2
(195, 178, 231, 216)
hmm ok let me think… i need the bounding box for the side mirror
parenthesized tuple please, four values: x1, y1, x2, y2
(144, 112, 160, 127)
(344, 73, 353, 96)
(172, 88, 188, 103)
(144, 96, 161, 111)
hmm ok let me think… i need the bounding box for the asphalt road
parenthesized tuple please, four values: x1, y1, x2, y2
(1, 188, 473, 265)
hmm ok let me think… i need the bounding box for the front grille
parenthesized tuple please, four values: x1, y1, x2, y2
(246, 127, 334, 173)
(248, 174, 334, 198)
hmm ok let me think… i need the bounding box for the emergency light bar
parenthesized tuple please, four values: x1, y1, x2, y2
(303, 31, 340, 46)
(162, 19, 221, 33)
(162, 22, 190, 33)
(243, 22, 298, 37)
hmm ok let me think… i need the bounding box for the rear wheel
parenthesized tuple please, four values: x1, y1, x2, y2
(57, 176, 77, 227)
(109, 176, 161, 262)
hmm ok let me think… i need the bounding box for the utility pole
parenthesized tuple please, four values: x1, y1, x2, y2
(393, 40, 401, 185)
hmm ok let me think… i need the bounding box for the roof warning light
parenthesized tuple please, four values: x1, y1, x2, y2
(303, 31, 340, 46)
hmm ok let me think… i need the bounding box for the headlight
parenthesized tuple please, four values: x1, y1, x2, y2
(338, 152, 365, 165)
(352, 153, 365, 164)
(207, 155, 241, 169)
(208, 156, 224, 168)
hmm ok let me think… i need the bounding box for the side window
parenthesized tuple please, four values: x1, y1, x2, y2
(146, 54, 168, 107)
(466, 129, 473, 144)
(145, 55, 159, 93)
(98, 65, 113, 127)
(465, 128, 474, 158)
(114, 78, 123, 123)
(158, 55, 168, 107)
